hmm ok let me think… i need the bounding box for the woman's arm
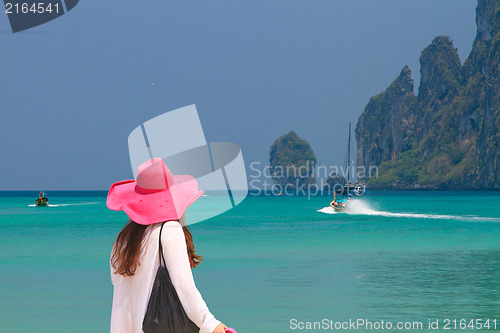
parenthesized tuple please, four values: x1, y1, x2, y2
(162, 223, 221, 333)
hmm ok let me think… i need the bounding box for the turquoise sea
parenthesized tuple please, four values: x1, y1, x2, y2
(1, 191, 500, 332)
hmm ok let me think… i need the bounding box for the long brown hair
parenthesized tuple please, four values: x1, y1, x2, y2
(111, 220, 203, 276)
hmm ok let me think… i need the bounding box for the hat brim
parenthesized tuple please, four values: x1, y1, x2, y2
(106, 175, 204, 225)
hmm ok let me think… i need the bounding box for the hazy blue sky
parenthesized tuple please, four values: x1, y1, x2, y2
(0, 0, 477, 190)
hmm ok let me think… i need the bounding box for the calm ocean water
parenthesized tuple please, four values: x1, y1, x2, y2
(1, 191, 499, 332)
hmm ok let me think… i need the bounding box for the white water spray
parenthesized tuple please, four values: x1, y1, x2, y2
(28, 202, 100, 207)
(318, 199, 500, 222)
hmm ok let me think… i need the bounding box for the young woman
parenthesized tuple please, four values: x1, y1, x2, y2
(107, 158, 227, 333)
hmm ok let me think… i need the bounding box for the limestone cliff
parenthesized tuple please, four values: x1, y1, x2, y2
(356, 65, 417, 172)
(356, 0, 500, 189)
(269, 131, 317, 190)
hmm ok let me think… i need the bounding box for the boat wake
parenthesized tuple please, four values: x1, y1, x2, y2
(318, 200, 500, 222)
(317, 206, 337, 214)
(28, 202, 101, 207)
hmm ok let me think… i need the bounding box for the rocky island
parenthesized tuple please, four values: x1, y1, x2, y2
(269, 131, 317, 190)
(356, 0, 500, 190)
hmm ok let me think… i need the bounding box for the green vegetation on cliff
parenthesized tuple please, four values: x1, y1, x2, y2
(356, 0, 500, 190)
(269, 131, 317, 189)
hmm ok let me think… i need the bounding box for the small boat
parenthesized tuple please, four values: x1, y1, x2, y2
(331, 183, 365, 212)
(35, 191, 49, 207)
(331, 196, 348, 212)
(330, 123, 366, 212)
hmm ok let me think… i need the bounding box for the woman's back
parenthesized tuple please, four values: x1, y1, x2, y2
(107, 158, 224, 333)
(110, 221, 219, 333)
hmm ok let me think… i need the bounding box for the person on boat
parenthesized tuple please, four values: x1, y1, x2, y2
(107, 158, 227, 333)
(330, 192, 339, 208)
(37, 191, 46, 203)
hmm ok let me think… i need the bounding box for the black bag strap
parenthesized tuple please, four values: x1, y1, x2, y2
(158, 222, 167, 267)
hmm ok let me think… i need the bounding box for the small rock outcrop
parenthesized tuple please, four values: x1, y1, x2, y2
(269, 131, 317, 190)
(323, 172, 347, 191)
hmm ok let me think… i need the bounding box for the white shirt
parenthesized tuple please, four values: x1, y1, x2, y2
(110, 221, 221, 333)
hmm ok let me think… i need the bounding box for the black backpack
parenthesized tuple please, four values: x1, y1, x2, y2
(142, 222, 199, 333)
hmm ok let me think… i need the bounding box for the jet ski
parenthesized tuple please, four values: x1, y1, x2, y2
(35, 191, 49, 207)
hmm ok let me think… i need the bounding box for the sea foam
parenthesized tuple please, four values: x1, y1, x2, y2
(318, 199, 500, 222)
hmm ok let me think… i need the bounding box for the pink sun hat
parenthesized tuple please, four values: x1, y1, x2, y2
(106, 158, 204, 225)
